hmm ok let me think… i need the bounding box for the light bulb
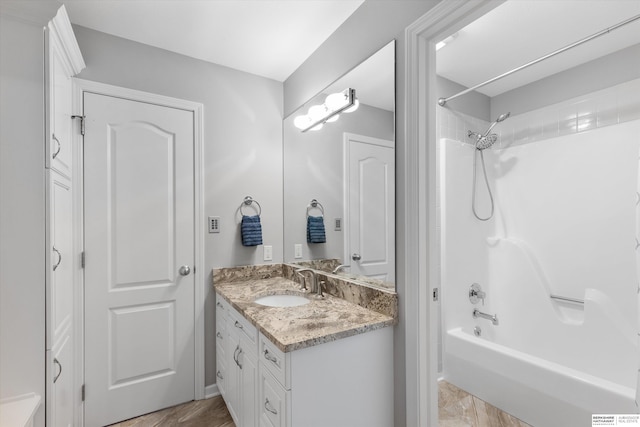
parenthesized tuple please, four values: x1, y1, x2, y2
(326, 114, 339, 123)
(308, 104, 327, 121)
(325, 92, 348, 111)
(344, 98, 359, 113)
(294, 115, 310, 130)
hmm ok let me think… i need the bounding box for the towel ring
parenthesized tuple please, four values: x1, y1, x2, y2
(240, 195, 262, 216)
(306, 199, 325, 217)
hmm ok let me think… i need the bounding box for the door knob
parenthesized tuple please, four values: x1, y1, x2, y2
(352, 253, 361, 261)
(179, 265, 191, 276)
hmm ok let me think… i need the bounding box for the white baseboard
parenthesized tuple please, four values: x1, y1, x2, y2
(204, 384, 220, 399)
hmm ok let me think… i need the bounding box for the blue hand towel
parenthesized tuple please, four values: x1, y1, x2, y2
(241, 215, 263, 246)
(307, 215, 326, 244)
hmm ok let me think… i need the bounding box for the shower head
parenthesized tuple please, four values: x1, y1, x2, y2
(496, 112, 511, 123)
(468, 131, 498, 150)
(468, 111, 510, 150)
(483, 111, 511, 136)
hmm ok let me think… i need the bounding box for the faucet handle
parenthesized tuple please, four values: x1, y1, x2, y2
(313, 280, 325, 299)
(469, 283, 485, 305)
(296, 271, 308, 291)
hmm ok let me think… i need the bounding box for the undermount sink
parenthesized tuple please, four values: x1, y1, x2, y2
(254, 294, 310, 308)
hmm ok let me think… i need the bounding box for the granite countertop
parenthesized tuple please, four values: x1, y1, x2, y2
(214, 275, 395, 353)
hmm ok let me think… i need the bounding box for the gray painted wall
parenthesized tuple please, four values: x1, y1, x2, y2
(283, 103, 394, 263)
(491, 43, 640, 117)
(284, 2, 442, 425)
(73, 25, 283, 387)
(437, 75, 491, 121)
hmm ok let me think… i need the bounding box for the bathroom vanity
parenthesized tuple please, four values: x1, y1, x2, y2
(213, 264, 397, 427)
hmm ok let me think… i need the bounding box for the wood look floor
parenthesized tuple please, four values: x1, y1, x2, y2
(439, 381, 532, 427)
(107, 381, 530, 427)
(107, 395, 234, 427)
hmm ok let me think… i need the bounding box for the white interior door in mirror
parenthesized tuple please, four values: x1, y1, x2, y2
(83, 93, 195, 426)
(345, 133, 395, 283)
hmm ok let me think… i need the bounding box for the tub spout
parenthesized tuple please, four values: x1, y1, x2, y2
(473, 308, 498, 325)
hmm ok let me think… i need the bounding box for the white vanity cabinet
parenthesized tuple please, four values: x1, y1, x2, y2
(217, 296, 258, 427)
(215, 292, 394, 427)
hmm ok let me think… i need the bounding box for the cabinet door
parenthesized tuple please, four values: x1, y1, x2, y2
(46, 170, 73, 349)
(225, 321, 241, 426)
(48, 326, 74, 427)
(239, 348, 257, 427)
(47, 32, 74, 178)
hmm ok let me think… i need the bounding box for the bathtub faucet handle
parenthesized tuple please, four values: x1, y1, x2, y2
(469, 283, 486, 305)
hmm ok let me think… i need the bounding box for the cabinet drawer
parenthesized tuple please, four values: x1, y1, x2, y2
(258, 366, 289, 427)
(259, 334, 290, 390)
(229, 305, 257, 346)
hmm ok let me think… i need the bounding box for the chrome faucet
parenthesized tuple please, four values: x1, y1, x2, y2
(295, 268, 315, 292)
(331, 264, 350, 274)
(473, 309, 498, 325)
(295, 268, 323, 298)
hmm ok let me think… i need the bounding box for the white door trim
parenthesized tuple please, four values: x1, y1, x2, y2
(403, 1, 503, 425)
(71, 78, 205, 425)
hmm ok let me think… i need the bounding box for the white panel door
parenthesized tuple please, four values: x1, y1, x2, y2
(83, 93, 195, 426)
(346, 134, 395, 282)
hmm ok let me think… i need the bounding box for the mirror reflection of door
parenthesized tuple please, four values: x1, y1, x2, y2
(345, 133, 395, 283)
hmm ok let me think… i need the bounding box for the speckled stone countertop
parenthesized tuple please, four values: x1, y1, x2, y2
(213, 264, 396, 353)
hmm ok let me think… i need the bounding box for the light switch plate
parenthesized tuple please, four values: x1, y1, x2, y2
(294, 244, 302, 259)
(264, 245, 273, 261)
(208, 216, 220, 233)
(334, 218, 342, 231)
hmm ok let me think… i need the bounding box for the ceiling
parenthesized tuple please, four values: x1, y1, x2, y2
(437, 0, 640, 97)
(64, 0, 364, 82)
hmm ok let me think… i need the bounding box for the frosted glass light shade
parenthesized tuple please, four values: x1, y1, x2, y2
(308, 105, 327, 121)
(325, 92, 349, 111)
(294, 115, 311, 130)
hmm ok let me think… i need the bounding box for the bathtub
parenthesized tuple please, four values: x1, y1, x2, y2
(444, 327, 637, 427)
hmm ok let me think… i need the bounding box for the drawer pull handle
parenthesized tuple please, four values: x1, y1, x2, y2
(52, 246, 62, 271)
(52, 134, 61, 160)
(216, 332, 223, 340)
(53, 357, 62, 383)
(234, 320, 244, 330)
(216, 370, 224, 380)
(263, 349, 279, 366)
(233, 345, 243, 369)
(265, 398, 278, 415)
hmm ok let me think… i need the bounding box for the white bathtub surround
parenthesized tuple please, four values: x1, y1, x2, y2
(440, 119, 640, 426)
(0, 393, 41, 427)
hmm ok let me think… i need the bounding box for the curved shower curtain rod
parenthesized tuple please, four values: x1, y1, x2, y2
(437, 13, 640, 107)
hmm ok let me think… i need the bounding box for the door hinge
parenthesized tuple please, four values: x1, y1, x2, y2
(81, 251, 85, 268)
(81, 384, 85, 401)
(433, 288, 439, 302)
(71, 115, 85, 135)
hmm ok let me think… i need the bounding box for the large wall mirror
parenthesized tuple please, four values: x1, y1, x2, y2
(283, 41, 395, 290)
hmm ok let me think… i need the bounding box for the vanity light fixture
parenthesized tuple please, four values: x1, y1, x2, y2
(294, 88, 358, 132)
